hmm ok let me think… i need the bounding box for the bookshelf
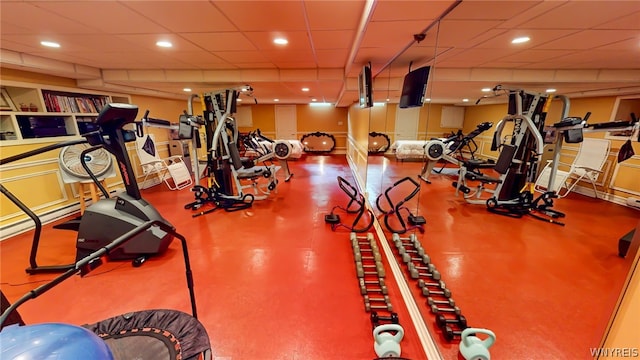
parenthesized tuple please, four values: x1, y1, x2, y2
(0, 81, 130, 145)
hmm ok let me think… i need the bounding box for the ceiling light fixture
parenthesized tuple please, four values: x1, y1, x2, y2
(40, 41, 60, 48)
(273, 38, 288, 45)
(301, 87, 309, 92)
(311, 98, 317, 102)
(156, 41, 172, 48)
(183, 88, 191, 92)
(274, 99, 280, 102)
(462, 98, 469, 102)
(425, 98, 431, 102)
(511, 36, 530, 44)
(481, 88, 492, 92)
(546, 88, 557, 93)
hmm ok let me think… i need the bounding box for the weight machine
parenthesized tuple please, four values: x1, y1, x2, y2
(452, 87, 565, 224)
(419, 122, 494, 183)
(184, 89, 281, 216)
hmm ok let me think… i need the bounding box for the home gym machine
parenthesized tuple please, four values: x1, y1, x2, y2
(452, 87, 565, 224)
(0, 103, 175, 273)
(419, 122, 494, 183)
(184, 89, 281, 216)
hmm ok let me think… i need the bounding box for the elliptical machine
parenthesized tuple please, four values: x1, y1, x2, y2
(0, 103, 174, 273)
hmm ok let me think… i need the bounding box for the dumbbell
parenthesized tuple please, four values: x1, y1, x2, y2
(354, 251, 381, 262)
(351, 233, 376, 247)
(361, 278, 386, 287)
(397, 244, 425, 257)
(370, 311, 399, 326)
(435, 314, 467, 330)
(430, 304, 461, 315)
(401, 252, 430, 265)
(356, 262, 386, 278)
(417, 279, 446, 290)
(407, 262, 436, 273)
(422, 286, 452, 298)
(426, 296, 455, 308)
(359, 278, 388, 295)
(353, 243, 378, 254)
(443, 325, 472, 342)
(351, 232, 374, 242)
(364, 295, 393, 312)
(408, 265, 440, 280)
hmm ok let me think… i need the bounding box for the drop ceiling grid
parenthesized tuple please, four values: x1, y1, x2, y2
(303, 1, 364, 31)
(32, 1, 169, 34)
(121, 1, 238, 33)
(0, 2, 99, 35)
(213, 1, 308, 32)
(515, 1, 640, 30)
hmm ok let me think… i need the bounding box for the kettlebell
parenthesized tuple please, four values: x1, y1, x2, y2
(459, 328, 496, 360)
(373, 324, 404, 358)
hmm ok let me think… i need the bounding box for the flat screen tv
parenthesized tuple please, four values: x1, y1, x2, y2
(358, 64, 373, 108)
(399, 66, 430, 108)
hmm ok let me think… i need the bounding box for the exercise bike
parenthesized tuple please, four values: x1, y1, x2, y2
(0, 103, 174, 273)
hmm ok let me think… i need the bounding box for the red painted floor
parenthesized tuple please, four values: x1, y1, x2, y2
(367, 155, 639, 360)
(1, 154, 638, 360)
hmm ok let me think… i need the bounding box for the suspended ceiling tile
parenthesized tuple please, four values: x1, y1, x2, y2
(32, 1, 168, 34)
(436, 20, 502, 48)
(161, 51, 228, 67)
(243, 31, 312, 51)
(497, 49, 576, 63)
(121, 1, 237, 32)
(214, 1, 307, 31)
(518, 1, 640, 29)
(359, 20, 428, 49)
(445, 1, 541, 21)
(474, 29, 580, 49)
(595, 37, 640, 51)
(310, 30, 355, 50)
(115, 34, 205, 52)
(315, 49, 350, 68)
(0, 2, 100, 34)
(594, 11, 640, 30)
(304, 0, 364, 31)
(211, 51, 270, 64)
(535, 30, 640, 50)
(261, 49, 315, 64)
(181, 32, 256, 52)
(370, 1, 454, 22)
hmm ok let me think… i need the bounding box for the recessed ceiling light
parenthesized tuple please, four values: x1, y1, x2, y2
(273, 38, 288, 45)
(183, 88, 191, 92)
(425, 98, 431, 102)
(511, 36, 530, 44)
(237, 98, 242, 102)
(481, 88, 492, 92)
(156, 40, 173, 48)
(40, 41, 60, 48)
(274, 99, 280, 102)
(311, 98, 317, 102)
(546, 88, 557, 93)
(386, 98, 390, 102)
(302, 87, 309, 92)
(462, 98, 469, 102)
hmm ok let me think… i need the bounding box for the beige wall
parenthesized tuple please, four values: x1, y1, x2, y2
(347, 104, 370, 188)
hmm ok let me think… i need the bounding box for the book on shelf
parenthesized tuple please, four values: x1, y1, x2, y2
(42, 90, 109, 114)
